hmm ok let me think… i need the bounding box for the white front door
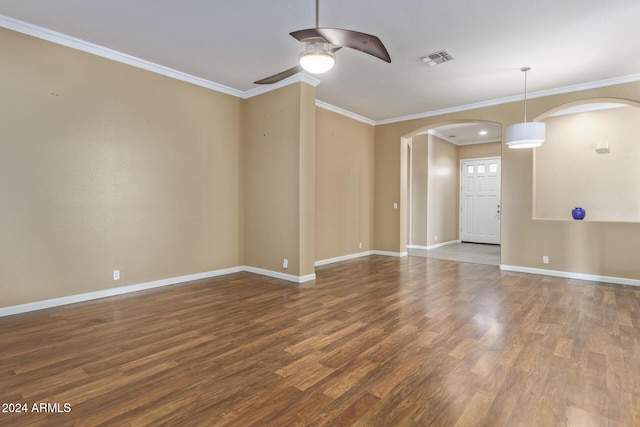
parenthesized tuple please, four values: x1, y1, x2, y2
(460, 158, 501, 244)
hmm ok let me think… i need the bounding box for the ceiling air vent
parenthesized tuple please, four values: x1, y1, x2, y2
(421, 49, 455, 67)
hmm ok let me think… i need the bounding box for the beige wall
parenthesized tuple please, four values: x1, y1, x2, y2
(534, 106, 640, 222)
(4, 25, 640, 310)
(242, 83, 316, 277)
(315, 107, 374, 261)
(458, 142, 501, 160)
(409, 134, 458, 246)
(409, 135, 429, 246)
(374, 127, 403, 253)
(0, 28, 243, 307)
(298, 85, 316, 276)
(426, 135, 459, 245)
(374, 81, 640, 280)
(410, 138, 497, 247)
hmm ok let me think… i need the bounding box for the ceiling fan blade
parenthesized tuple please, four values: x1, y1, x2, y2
(254, 65, 303, 84)
(291, 28, 391, 63)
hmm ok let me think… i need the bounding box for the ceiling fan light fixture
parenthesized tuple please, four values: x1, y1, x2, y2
(299, 42, 335, 74)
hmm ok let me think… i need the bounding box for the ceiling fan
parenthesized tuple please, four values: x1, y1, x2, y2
(254, 0, 391, 84)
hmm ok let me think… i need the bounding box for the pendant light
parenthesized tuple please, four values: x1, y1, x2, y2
(506, 67, 545, 149)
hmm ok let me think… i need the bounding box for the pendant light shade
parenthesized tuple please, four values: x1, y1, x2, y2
(506, 67, 545, 149)
(299, 42, 335, 74)
(505, 122, 545, 149)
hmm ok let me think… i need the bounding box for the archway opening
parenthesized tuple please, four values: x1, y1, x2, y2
(401, 120, 503, 265)
(533, 98, 640, 222)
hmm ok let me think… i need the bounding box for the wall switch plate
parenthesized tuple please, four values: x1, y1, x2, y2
(359, 242, 363, 249)
(393, 203, 398, 209)
(542, 256, 549, 264)
(283, 259, 288, 269)
(113, 270, 120, 280)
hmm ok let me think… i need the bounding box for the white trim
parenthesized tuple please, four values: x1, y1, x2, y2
(428, 129, 457, 144)
(0, 265, 320, 318)
(6, 261, 636, 318)
(456, 138, 502, 146)
(0, 266, 244, 318)
(0, 14, 320, 101)
(242, 73, 321, 99)
(547, 102, 628, 117)
(5, 13, 640, 127)
(315, 100, 376, 125)
(500, 265, 640, 287)
(416, 129, 501, 146)
(0, 15, 244, 98)
(407, 245, 430, 250)
(372, 250, 409, 257)
(242, 266, 316, 284)
(376, 73, 640, 126)
(315, 251, 373, 266)
(408, 240, 460, 250)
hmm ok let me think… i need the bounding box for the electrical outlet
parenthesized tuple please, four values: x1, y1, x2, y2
(283, 259, 288, 269)
(113, 270, 120, 280)
(542, 256, 549, 264)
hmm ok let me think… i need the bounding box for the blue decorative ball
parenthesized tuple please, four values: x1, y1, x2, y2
(572, 207, 586, 220)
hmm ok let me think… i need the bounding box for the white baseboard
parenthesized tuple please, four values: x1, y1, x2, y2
(407, 245, 429, 250)
(408, 240, 460, 250)
(0, 265, 319, 318)
(372, 250, 408, 257)
(0, 266, 244, 318)
(12, 259, 635, 318)
(499, 264, 640, 287)
(315, 251, 373, 267)
(315, 249, 414, 267)
(243, 266, 316, 284)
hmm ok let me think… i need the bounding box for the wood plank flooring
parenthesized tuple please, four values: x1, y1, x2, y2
(1, 255, 640, 426)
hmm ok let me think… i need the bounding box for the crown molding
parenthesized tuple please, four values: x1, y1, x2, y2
(547, 102, 627, 117)
(376, 73, 640, 126)
(315, 100, 376, 125)
(0, 14, 244, 97)
(0, 14, 324, 102)
(242, 73, 321, 100)
(455, 138, 501, 146)
(4, 14, 640, 127)
(415, 129, 500, 146)
(427, 129, 456, 144)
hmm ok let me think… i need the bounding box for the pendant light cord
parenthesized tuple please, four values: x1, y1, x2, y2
(522, 66, 531, 122)
(315, 0, 319, 27)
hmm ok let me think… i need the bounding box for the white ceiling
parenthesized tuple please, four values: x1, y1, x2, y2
(427, 122, 502, 146)
(1, 0, 639, 123)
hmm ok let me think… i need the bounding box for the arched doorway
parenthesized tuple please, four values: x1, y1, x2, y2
(402, 120, 503, 265)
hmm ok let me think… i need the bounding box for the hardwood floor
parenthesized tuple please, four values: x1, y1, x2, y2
(1, 255, 639, 426)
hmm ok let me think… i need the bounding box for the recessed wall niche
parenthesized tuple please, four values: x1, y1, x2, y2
(533, 100, 640, 222)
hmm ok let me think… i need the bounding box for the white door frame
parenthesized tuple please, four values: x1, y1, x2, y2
(459, 156, 501, 244)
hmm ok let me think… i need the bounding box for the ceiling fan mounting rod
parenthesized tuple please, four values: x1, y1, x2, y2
(253, 0, 390, 84)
